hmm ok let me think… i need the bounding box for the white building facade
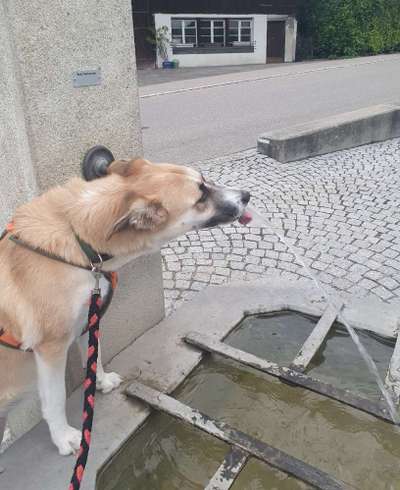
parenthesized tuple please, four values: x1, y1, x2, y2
(154, 13, 297, 68)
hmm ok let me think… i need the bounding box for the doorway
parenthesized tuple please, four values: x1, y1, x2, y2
(267, 20, 286, 63)
(132, 0, 156, 68)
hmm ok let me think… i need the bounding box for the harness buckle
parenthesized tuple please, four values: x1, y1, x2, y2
(90, 253, 103, 294)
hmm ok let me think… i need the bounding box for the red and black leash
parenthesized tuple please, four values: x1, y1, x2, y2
(1, 223, 116, 489)
(69, 275, 102, 490)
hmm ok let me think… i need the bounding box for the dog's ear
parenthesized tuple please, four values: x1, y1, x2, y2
(108, 198, 168, 238)
(107, 158, 151, 178)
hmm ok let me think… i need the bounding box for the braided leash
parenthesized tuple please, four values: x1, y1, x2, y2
(69, 276, 102, 490)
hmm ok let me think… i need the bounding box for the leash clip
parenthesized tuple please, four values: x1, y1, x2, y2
(91, 254, 103, 294)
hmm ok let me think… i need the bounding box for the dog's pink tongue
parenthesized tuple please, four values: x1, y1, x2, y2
(238, 210, 252, 225)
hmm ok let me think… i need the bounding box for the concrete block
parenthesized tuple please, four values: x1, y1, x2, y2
(258, 104, 400, 163)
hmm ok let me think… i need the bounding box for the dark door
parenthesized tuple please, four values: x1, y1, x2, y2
(132, 0, 155, 67)
(267, 21, 285, 63)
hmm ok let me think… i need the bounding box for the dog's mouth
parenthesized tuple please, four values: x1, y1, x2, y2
(202, 208, 252, 229)
(238, 210, 252, 225)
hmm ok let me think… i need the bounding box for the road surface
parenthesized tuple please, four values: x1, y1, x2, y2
(139, 54, 400, 164)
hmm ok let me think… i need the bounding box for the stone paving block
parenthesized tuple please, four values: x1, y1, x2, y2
(378, 276, 399, 290)
(364, 270, 383, 281)
(251, 249, 266, 257)
(372, 286, 394, 301)
(385, 259, 400, 271)
(358, 278, 376, 291)
(231, 261, 245, 270)
(261, 258, 278, 268)
(311, 261, 329, 271)
(193, 272, 211, 282)
(258, 242, 273, 250)
(215, 267, 230, 276)
(246, 256, 261, 265)
(383, 249, 399, 259)
(191, 281, 207, 291)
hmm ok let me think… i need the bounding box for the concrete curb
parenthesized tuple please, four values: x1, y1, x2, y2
(258, 104, 400, 163)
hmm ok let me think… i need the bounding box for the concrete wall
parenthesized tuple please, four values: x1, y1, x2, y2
(154, 13, 298, 67)
(0, 0, 38, 226)
(0, 0, 164, 448)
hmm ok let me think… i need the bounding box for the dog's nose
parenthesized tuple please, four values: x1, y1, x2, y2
(241, 191, 250, 205)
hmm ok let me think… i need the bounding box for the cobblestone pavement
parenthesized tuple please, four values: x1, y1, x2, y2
(162, 139, 400, 314)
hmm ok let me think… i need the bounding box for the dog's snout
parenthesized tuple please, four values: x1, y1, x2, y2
(221, 202, 239, 216)
(241, 191, 250, 205)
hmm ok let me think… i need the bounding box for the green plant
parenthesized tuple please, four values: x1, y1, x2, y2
(297, 0, 400, 60)
(147, 26, 170, 61)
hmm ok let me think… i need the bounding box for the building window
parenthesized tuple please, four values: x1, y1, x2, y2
(171, 18, 197, 46)
(198, 19, 225, 46)
(228, 19, 252, 45)
(171, 17, 254, 54)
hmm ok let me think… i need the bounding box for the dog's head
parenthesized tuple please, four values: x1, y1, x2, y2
(103, 158, 251, 242)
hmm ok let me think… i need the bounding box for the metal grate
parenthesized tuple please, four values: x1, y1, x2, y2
(126, 381, 348, 490)
(290, 302, 344, 372)
(126, 305, 398, 489)
(184, 317, 394, 424)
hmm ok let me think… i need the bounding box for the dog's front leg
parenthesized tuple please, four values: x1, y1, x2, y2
(78, 336, 122, 394)
(96, 341, 123, 393)
(34, 344, 81, 456)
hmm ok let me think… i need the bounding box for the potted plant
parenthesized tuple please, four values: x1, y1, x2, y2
(147, 25, 173, 68)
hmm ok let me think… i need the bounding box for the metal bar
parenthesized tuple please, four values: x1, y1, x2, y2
(385, 334, 400, 405)
(204, 447, 248, 490)
(184, 332, 392, 423)
(291, 302, 344, 372)
(126, 381, 347, 490)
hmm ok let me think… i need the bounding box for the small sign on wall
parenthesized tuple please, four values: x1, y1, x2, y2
(72, 68, 101, 88)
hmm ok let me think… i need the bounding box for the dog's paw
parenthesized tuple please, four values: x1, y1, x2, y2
(52, 426, 82, 456)
(97, 371, 123, 394)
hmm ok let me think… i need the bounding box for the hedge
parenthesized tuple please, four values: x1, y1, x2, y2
(297, 0, 400, 60)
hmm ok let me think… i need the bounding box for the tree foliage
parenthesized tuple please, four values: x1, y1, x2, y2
(297, 0, 400, 59)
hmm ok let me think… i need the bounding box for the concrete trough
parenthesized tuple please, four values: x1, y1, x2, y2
(1, 277, 398, 489)
(257, 104, 400, 163)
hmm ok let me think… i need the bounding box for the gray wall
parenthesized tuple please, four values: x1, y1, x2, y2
(1, 0, 164, 448)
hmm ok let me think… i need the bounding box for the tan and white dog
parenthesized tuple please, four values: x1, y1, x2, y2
(0, 158, 251, 455)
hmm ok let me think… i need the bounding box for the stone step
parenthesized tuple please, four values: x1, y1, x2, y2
(257, 104, 400, 163)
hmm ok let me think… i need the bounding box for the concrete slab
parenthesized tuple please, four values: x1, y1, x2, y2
(257, 104, 400, 162)
(0, 278, 398, 490)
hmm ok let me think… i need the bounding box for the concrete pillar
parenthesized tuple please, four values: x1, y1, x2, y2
(0, 0, 164, 447)
(0, 0, 38, 226)
(284, 17, 298, 62)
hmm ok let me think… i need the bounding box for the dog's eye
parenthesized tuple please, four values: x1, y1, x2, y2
(196, 182, 209, 204)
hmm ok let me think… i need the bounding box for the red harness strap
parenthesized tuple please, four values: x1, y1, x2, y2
(0, 328, 23, 350)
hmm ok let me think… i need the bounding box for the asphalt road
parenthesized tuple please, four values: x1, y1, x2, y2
(139, 54, 400, 164)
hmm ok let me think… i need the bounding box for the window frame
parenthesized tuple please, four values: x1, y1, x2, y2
(212, 19, 226, 45)
(170, 17, 254, 54)
(171, 18, 198, 47)
(228, 18, 253, 45)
